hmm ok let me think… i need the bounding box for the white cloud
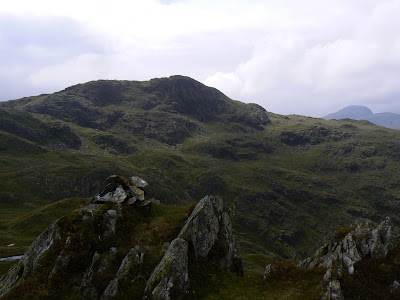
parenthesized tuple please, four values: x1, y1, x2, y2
(1, 0, 400, 116)
(204, 0, 400, 116)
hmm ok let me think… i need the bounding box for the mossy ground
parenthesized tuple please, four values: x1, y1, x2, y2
(1, 198, 328, 300)
(3, 112, 400, 262)
(0, 202, 195, 299)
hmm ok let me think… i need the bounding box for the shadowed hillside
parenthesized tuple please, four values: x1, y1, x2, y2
(1, 76, 400, 279)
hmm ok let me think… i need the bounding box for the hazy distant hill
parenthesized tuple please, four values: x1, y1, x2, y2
(324, 105, 400, 130)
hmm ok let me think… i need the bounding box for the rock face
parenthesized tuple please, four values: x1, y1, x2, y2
(298, 217, 398, 299)
(144, 195, 243, 299)
(0, 221, 62, 296)
(0, 178, 242, 299)
(144, 238, 190, 299)
(101, 245, 144, 299)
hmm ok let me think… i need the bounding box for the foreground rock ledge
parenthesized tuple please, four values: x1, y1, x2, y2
(297, 217, 398, 300)
(0, 191, 242, 299)
(144, 195, 243, 299)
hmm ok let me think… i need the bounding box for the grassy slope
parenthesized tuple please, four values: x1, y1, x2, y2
(1, 77, 400, 277)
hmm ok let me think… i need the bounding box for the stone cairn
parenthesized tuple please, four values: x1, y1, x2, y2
(91, 175, 149, 205)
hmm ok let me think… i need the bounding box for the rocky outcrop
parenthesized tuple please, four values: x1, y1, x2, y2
(101, 245, 144, 299)
(0, 220, 62, 296)
(144, 195, 243, 299)
(298, 217, 398, 299)
(80, 247, 119, 299)
(0, 178, 242, 299)
(144, 238, 190, 299)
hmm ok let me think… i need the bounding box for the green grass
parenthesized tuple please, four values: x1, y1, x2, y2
(0, 198, 89, 276)
(0, 201, 196, 299)
(2, 77, 400, 270)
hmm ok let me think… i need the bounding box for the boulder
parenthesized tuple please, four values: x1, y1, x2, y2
(101, 246, 144, 299)
(93, 184, 127, 203)
(144, 195, 243, 298)
(299, 217, 398, 299)
(80, 247, 119, 299)
(130, 176, 148, 188)
(129, 185, 145, 201)
(263, 264, 274, 279)
(103, 204, 122, 237)
(106, 175, 131, 189)
(143, 238, 189, 300)
(0, 220, 62, 296)
(177, 195, 243, 275)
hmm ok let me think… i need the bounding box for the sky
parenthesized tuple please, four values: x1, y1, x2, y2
(1, 0, 400, 117)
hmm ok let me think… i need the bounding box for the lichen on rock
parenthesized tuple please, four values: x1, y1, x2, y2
(0, 178, 242, 300)
(144, 238, 189, 300)
(144, 195, 243, 298)
(298, 217, 398, 299)
(0, 220, 62, 296)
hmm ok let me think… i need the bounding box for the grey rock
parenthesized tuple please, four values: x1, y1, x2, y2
(103, 205, 122, 237)
(299, 217, 398, 299)
(312, 177, 323, 186)
(126, 197, 138, 205)
(80, 247, 119, 299)
(263, 264, 274, 279)
(130, 176, 148, 188)
(144, 195, 243, 299)
(144, 238, 189, 300)
(177, 195, 243, 275)
(0, 220, 61, 296)
(322, 279, 344, 300)
(129, 186, 145, 201)
(101, 245, 144, 299)
(79, 204, 102, 220)
(93, 184, 127, 203)
(391, 280, 400, 292)
(48, 250, 71, 281)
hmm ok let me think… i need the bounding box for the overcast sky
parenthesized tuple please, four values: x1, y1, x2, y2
(1, 0, 400, 117)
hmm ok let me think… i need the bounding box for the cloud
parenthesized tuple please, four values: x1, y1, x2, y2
(1, 1, 400, 116)
(0, 14, 106, 100)
(204, 0, 400, 116)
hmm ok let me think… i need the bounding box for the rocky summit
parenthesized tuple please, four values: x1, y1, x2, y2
(0, 175, 242, 299)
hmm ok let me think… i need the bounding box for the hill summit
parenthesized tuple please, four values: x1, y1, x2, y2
(324, 105, 373, 120)
(324, 105, 400, 130)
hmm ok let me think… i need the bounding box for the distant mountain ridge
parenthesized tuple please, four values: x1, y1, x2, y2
(324, 105, 400, 130)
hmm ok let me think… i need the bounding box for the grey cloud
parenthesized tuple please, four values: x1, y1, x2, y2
(0, 14, 106, 100)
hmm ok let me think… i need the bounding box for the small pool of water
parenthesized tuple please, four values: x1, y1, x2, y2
(0, 255, 23, 262)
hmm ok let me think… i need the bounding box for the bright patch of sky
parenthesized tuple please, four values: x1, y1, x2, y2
(1, 0, 400, 116)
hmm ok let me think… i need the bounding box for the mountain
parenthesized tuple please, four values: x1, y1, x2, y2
(2, 76, 400, 296)
(324, 105, 373, 120)
(324, 105, 400, 130)
(366, 112, 400, 130)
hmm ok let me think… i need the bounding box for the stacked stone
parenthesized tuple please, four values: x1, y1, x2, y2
(91, 175, 148, 205)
